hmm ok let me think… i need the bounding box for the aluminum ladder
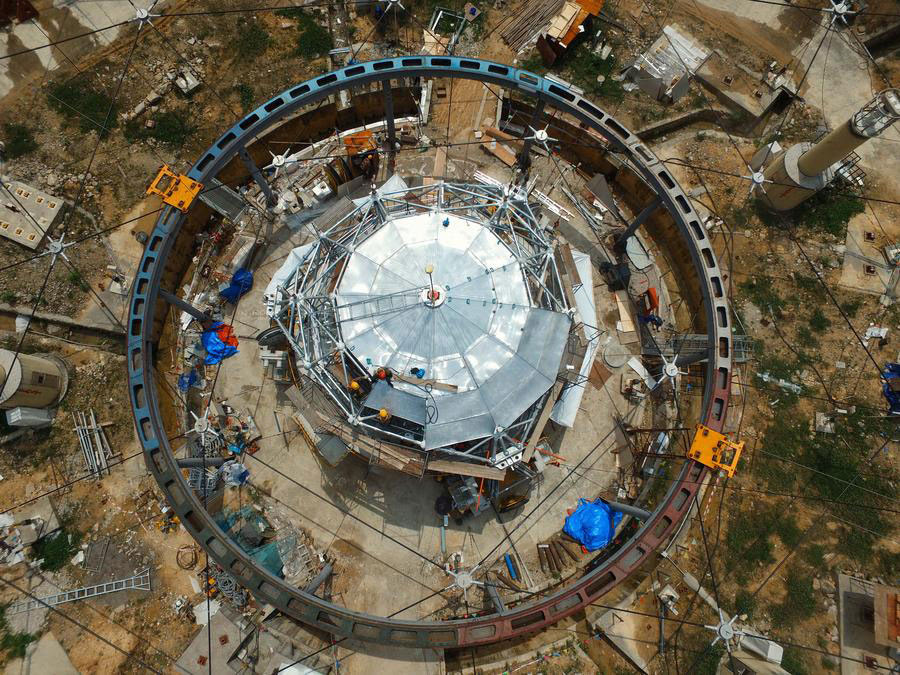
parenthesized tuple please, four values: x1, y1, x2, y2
(8, 569, 151, 615)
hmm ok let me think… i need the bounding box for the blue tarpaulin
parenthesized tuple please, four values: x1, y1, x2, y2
(563, 498, 623, 552)
(220, 268, 253, 303)
(201, 322, 239, 365)
(177, 369, 199, 391)
(882, 363, 900, 414)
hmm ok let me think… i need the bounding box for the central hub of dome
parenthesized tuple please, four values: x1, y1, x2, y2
(335, 210, 530, 395)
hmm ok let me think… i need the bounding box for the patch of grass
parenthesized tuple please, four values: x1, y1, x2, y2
(274, 7, 307, 18)
(773, 514, 803, 548)
(2, 123, 38, 158)
(0, 291, 16, 304)
(802, 543, 827, 571)
(739, 276, 785, 314)
(839, 298, 863, 318)
(47, 77, 118, 136)
(235, 19, 271, 59)
(280, 9, 333, 58)
(0, 630, 36, 660)
(295, 21, 333, 58)
(233, 83, 255, 112)
(724, 506, 775, 583)
(794, 274, 819, 294)
(562, 42, 625, 102)
(796, 325, 819, 350)
(771, 567, 816, 628)
(124, 111, 194, 148)
(67, 269, 88, 292)
(795, 188, 865, 237)
(32, 528, 81, 571)
(734, 588, 757, 615)
(877, 550, 900, 580)
(755, 414, 809, 491)
(809, 307, 830, 333)
(781, 646, 810, 675)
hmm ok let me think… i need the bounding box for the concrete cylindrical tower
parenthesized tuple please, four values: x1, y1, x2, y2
(0, 349, 68, 410)
(762, 89, 900, 211)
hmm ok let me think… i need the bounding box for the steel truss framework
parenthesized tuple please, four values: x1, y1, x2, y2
(127, 57, 732, 648)
(272, 180, 570, 464)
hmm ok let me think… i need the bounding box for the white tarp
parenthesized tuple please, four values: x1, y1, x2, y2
(551, 249, 600, 428)
(265, 243, 316, 299)
(351, 174, 409, 207)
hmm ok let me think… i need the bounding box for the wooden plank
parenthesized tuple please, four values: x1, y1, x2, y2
(426, 459, 507, 481)
(614, 290, 635, 333)
(482, 126, 521, 144)
(433, 145, 447, 178)
(393, 373, 458, 392)
(522, 380, 563, 462)
(480, 141, 517, 167)
(588, 360, 612, 388)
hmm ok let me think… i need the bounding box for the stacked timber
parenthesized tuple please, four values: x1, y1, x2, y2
(500, 0, 565, 53)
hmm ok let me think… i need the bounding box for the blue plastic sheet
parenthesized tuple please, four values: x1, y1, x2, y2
(177, 369, 199, 391)
(201, 322, 239, 365)
(563, 498, 623, 552)
(882, 363, 900, 414)
(220, 268, 253, 304)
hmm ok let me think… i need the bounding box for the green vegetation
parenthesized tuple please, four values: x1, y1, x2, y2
(739, 275, 785, 314)
(295, 20, 333, 58)
(233, 83, 255, 112)
(277, 8, 334, 57)
(125, 111, 194, 148)
(733, 588, 757, 615)
(795, 189, 865, 237)
(724, 505, 775, 583)
(47, 77, 118, 136)
(235, 19, 271, 59)
(754, 406, 897, 566)
(0, 291, 16, 304)
(522, 39, 625, 103)
(0, 606, 36, 663)
(771, 567, 816, 628)
(67, 269, 89, 292)
(773, 514, 802, 548)
(781, 646, 810, 674)
(2, 123, 37, 158)
(32, 527, 81, 571)
(693, 643, 726, 675)
(274, 7, 308, 18)
(839, 298, 863, 318)
(808, 307, 830, 333)
(802, 543, 827, 571)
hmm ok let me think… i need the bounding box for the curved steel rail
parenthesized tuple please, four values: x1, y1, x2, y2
(127, 57, 732, 648)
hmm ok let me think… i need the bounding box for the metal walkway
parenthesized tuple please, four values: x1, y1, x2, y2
(644, 333, 753, 363)
(8, 569, 151, 615)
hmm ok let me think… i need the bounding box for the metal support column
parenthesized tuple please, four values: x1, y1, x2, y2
(382, 80, 397, 175)
(238, 145, 277, 207)
(517, 99, 546, 175)
(614, 196, 661, 252)
(607, 501, 652, 521)
(177, 457, 228, 468)
(159, 289, 215, 324)
(304, 563, 333, 595)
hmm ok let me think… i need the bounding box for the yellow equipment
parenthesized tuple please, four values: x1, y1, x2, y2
(687, 424, 743, 477)
(146, 165, 202, 212)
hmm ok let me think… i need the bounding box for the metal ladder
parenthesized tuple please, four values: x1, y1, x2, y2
(8, 569, 151, 615)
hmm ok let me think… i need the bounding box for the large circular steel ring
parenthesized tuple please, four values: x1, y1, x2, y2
(127, 57, 732, 648)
